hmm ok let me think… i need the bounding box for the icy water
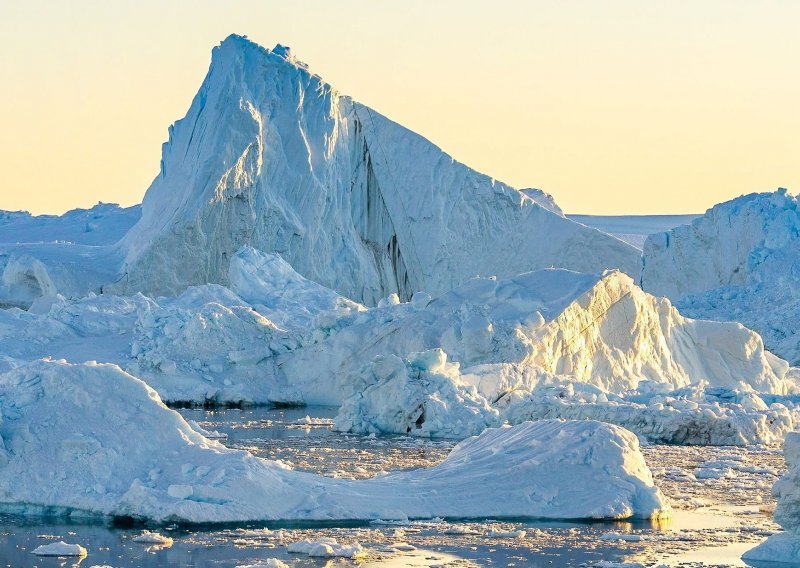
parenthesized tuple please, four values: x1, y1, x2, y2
(0, 407, 788, 567)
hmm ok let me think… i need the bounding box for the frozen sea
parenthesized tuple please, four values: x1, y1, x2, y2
(0, 407, 786, 567)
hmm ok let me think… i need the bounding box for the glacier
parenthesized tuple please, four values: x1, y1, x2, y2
(0, 359, 668, 523)
(113, 34, 641, 305)
(642, 188, 800, 365)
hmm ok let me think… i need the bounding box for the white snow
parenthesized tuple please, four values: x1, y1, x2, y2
(30, 541, 88, 556)
(114, 34, 640, 305)
(642, 189, 800, 364)
(0, 359, 668, 523)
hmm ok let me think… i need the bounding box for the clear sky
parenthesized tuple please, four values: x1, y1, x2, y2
(1, 1, 798, 215)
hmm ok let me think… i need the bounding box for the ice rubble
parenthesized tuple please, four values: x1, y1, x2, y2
(0, 359, 668, 522)
(743, 432, 800, 563)
(115, 34, 640, 305)
(642, 189, 800, 364)
(0, 246, 796, 444)
(30, 541, 87, 556)
(287, 263, 797, 444)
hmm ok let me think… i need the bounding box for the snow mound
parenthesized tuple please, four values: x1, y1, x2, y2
(0, 359, 668, 522)
(641, 189, 800, 364)
(115, 34, 640, 305)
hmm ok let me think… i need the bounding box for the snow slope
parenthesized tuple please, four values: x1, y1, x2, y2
(641, 189, 800, 364)
(115, 35, 640, 305)
(0, 359, 668, 523)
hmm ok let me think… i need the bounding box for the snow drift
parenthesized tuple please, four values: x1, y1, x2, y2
(642, 189, 800, 364)
(0, 359, 669, 523)
(115, 34, 640, 305)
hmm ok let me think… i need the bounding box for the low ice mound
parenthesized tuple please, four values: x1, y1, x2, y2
(31, 541, 87, 556)
(228, 246, 365, 331)
(287, 538, 365, 558)
(0, 203, 140, 307)
(744, 432, 800, 563)
(116, 34, 640, 305)
(642, 189, 800, 364)
(0, 360, 668, 523)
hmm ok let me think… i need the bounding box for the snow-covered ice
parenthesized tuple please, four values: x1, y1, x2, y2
(0, 359, 668, 523)
(642, 188, 800, 364)
(30, 541, 88, 556)
(114, 35, 640, 305)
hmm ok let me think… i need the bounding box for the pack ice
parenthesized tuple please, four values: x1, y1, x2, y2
(0, 359, 668, 523)
(642, 189, 800, 365)
(112, 34, 640, 305)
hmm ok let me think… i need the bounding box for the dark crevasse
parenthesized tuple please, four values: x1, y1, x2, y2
(349, 117, 413, 302)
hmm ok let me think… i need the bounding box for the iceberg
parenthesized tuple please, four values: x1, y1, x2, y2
(642, 189, 800, 364)
(0, 359, 668, 523)
(114, 35, 640, 305)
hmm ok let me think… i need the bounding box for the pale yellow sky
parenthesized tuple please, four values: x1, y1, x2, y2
(1, 1, 798, 215)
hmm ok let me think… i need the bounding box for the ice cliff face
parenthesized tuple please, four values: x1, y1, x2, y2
(642, 189, 800, 364)
(116, 35, 640, 305)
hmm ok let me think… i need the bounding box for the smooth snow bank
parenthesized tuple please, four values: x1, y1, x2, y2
(743, 432, 800, 563)
(0, 360, 668, 523)
(116, 34, 640, 305)
(641, 189, 800, 364)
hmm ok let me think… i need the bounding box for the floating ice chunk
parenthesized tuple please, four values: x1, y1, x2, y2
(287, 538, 365, 558)
(31, 541, 87, 556)
(0, 360, 668, 523)
(132, 531, 174, 546)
